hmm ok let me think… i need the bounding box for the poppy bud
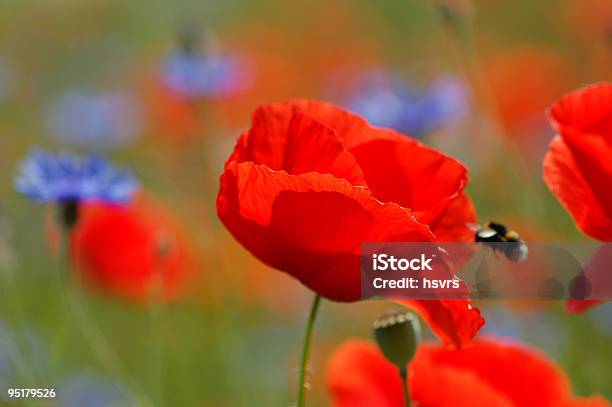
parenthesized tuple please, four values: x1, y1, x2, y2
(372, 309, 421, 369)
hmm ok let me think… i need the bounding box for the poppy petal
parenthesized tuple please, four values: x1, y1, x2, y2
(227, 99, 471, 233)
(274, 99, 372, 146)
(326, 339, 512, 407)
(425, 337, 575, 407)
(283, 109, 367, 185)
(228, 102, 367, 186)
(349, 136, 469, 224)
(397, 299, 484, 349)
(429, 192, 478, 243)
(548, 83, 612, 221)
(559, 127, 612, 220)
(326, 339, 405, 407)
(217, 161, 434, 301)
(543, 136, 612, 241)
(327, 339, 609, 407)
(549, 83, 612, 135)
(410, 344, 513, 407)
(285, 100, 472, 225)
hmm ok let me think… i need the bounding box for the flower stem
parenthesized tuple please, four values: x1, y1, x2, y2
(148, 259, 165, 406)
(296, 293, 321, 407)
(58, 230, 122, 375)
(58, 226, 152, 406)
(400, 367, 411, 407)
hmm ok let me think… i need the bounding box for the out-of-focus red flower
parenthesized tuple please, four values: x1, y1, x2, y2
(217, 99, 482, 346)
(216, 6, 382, 127)
(565, 0, 612, 42)
(326, 337, 611, 407)
(562, 0, 612, 82)
(70, 197, 195, 303)
(544, 83, 612, 242)
(545, 83, 612, 313)
(485, 47, 575, 133)
(146, 79, 199, 142)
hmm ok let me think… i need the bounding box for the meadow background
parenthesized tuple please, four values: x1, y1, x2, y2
(0, 0, 610, 405)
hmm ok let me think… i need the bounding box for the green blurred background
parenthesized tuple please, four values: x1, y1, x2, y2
(0, 0, 610, 405)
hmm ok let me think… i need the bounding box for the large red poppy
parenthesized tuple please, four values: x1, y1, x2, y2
(70, 197, 194, 302)
(217, 99, 482, 346)
(326, 337, 610, 407)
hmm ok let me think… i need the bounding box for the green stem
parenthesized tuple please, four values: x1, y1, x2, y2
(296, 294, 321, 407)
(58, 228, 152, 407)
(148, 262, 164, 406)
(0, 257, 41, 385)
(400, 367, 411, 407)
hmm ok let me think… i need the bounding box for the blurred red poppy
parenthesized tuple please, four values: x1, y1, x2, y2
(217, 99, 481, 346)
(485, 46, 575, 133)
(544, 83, 612, 242)
(564, 0, 612, 79)
(71, 197, 194, 303)
(146, 79, 199, 142)
(565, 0, 612, 43)
(326, 337, 610, 407)
(217, 6, 382, 126)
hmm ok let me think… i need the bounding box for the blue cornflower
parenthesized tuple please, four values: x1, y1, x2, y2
(46, 89, 142, 150)
(14, 150, 138, 204)
(162, 52, 250, 100)
(345, 72, 469, 137)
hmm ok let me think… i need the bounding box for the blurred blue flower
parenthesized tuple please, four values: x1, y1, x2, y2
(14, 150, 138, 204)
(46, 89, 143, 150)
(57, 373, 133, 407)
(162, 52, 250, 100)
(345, 72, 469, 136)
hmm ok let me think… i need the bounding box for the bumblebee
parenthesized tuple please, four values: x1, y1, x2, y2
(475, 221, 528, 263)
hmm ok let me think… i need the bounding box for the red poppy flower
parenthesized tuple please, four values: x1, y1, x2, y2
(70, 197, 194, 303)
(217, 99, 481, 346)
(544, 83, 612, 312)
(326, 337, 610, 407)
(544, 83, 612, 242)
